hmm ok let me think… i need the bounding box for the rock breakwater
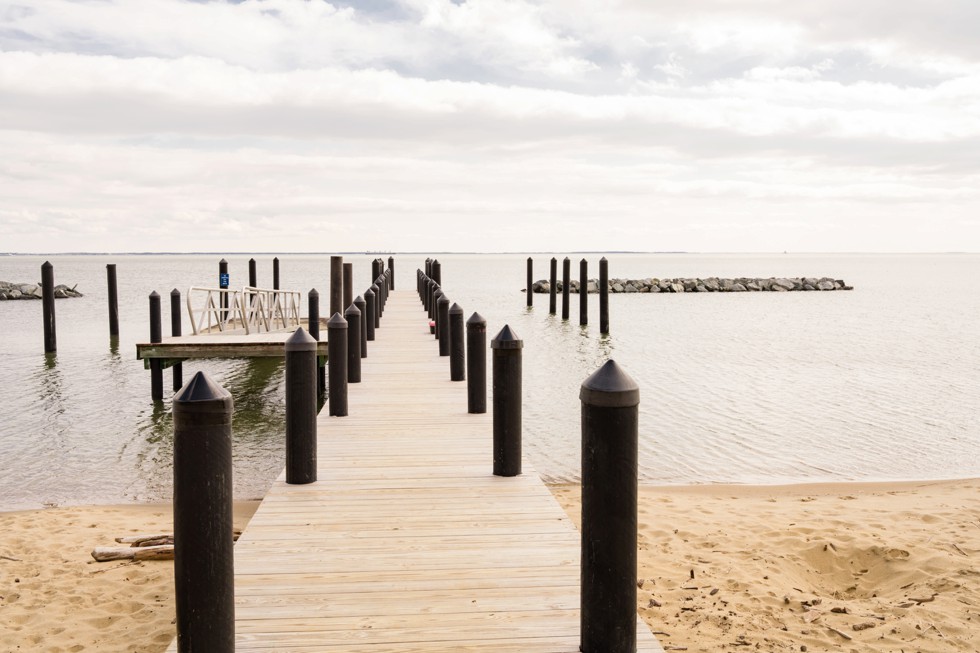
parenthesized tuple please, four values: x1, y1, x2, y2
(532, 277, 853, 294)
(0, 281, 83, 300)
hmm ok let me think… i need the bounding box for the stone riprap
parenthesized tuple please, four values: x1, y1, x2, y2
(0, 281, 83, 300)
(532, 277, 853, 294)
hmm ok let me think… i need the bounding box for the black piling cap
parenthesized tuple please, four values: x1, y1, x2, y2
(365, 287, 375, 298)
(309, 288, 319, 298)
(437, 294, 450, 306)
(328, 312, 348, 329)
(467, 312, 487, 328)
(345, 303, 361, 318)
(220, 258, 227, 263)
(171, 288, 180, 297)
(42, 260, 52, 270)
(370, 283, 380, 293)
(580, 359, 639, 408)
(149, 290, 160, 299)
(449, 302, 463, 315)
(173, 371, 233, 414)
(564, 256, 570, 262)
(491, 324, 523, 349)
(285, 327, 317, 352)
(354, 295, 365, 306)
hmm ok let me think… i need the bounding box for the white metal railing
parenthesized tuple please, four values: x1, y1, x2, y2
(186, 286, 303, 336)
(186, 287, 248, 335)
(242, 286, 302, 334)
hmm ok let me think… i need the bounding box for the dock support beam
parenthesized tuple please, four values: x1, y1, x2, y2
(599, 257, 609, 335)
(171, 289, 183, 392)
(580, 259, 588, 326)
(562, 256, 570, 320)
(526, 257, 533, 307)
(149, 291, 163, 401)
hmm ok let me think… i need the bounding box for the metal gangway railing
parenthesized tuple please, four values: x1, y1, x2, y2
(186, 286, 301, 335)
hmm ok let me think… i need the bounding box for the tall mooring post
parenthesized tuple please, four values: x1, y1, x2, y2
(330, 255, 343, 317)
(218, 259, 229, 321)
(549, 257, 557, 315)
(364, 287, 376, 342)
(106, 263, 119, 337)
(438, 294, 451, 357)
(172, 372, 235, 653)
(345, 302, 362, 383)
(449, 303, 465, 381)
(248, 257, 257, 289)
(562, 257, 571, 320)
(285, 328, 317, 485)
(149, 291, 163, 401)
(580, 360, 639, 653)
(171, 289, 183, 392)
(343, 262, 353, 313)
(41, 261, 56, 353)
(388, 256, 395, 290)
(273, 256, 280, 290)
(308, 289, 325, 396)
(353, 295, 367, 358)
(491, 325, 522, 477)
(526, 257, 533, 307)
(599, 257, 609, 335)
(580, 258, 589, 326)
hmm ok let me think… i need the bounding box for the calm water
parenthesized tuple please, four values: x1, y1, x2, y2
(0, 253, 978, 510)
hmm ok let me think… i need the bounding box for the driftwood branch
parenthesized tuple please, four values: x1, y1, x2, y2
(92, 545, 174, 562)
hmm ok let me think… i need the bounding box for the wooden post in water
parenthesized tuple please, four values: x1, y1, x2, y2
(491, 325, 522, 477)
(285, 329, 317, 485)
(330, 256, 343, 317)
(273, 257, 280, 290)
(388, 256, 395, 290)
(172, 371, 235, 653)
(149, 291, 163, 401)
(431, 259, 441, 286)
(549, 257, 557, 315)
(171, 289, 183, 392)
(107, 263, 119, 337)
(599, 257, 609, 335)
(580, 360, 639, 653)
(343, 263, 353, 313)
(526, 257, 533, 307)
(579, 259, 589, 326)
(562, 257, 571, 321)
(308, 289, 325, 396)
(41, 261, 56, 353)
(248, 257, 257, 289)
(437, 293, 451, 356)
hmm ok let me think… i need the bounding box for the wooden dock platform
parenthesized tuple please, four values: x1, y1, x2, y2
(137, 331, 328, 361)
(167, 289, 663, 652)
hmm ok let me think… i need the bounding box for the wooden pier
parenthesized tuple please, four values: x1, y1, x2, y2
(167, 289, 662, 652)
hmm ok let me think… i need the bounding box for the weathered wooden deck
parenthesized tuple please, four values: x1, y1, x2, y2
(168, 289, 662, 652)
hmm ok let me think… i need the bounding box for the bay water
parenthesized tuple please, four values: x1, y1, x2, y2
(0, 253, 977, 511)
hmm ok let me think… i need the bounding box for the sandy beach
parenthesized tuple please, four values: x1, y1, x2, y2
(2, 480, 977, 652)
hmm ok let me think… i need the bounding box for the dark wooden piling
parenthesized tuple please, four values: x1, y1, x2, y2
(249, 257, 257, 288)
(41, 261, 56, 353)
(491, 325, 522, 477)
(218, 259, 229, 321)
(345, 302, 362, 383)
(171, 289, 183, 392)
(149, 291, 163, 401)
(330, 256, 343, 317)
(273, 257, 280, 290)
(526, 257, 533, 307)
(354, 295, 367, 358)
(343, 263, 353, 313)
(580, 360, 639, 653)
(449, 303, 464, 380)
(561, 257, 570, 320)
(107, 263, 119, 337)
(172, 372, 235, 653)
(327, 312, 348, 417)
(388, 256, 395, 290)
(364, 287, 376, 342)
(580, 259, 588, 326)
(549, 257, 557, 315)
(599, 257, 609, 335)
(308, 289, 325, 396)
(466, 312, 487, 413)
(285, 328, 318, 485)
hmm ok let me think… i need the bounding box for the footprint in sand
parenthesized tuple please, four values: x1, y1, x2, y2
(887, 548, 910, 559)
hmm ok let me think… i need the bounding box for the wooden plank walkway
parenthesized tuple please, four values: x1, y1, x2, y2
(137, 331, 329, 360)
(168, 289, 663, 652)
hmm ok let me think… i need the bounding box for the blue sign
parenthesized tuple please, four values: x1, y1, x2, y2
(219, 273, 230, 288)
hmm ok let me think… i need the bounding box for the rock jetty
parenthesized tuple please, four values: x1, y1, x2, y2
(532, 277, 853, 294)
(0, 281, 83, 300)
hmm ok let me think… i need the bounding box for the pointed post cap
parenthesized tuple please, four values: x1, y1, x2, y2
(219, 258, 227, 263)
(365, 287, 375, 298)
(564, 256, 569, 262)
(491, 324, 523, 349)
(285, 326, 317, 352)
(580, 359, 639, 408)
(327, 312, 348, 329)
(354, 294, 365, 306)
(173, 371, 234, 414)
(551, 257, 557, 262)
(370, 283, 380, 291)
(434, 288, 444, 299)
(437, 293, 450, 306)
(600, 256, 607, 262)
(309, 288, 319, 298)
(42, 260, 52, 269)
(527, 256, 532, 261)
(467, 312, 487, 328)
(449, 302, 463, 315)
(345, 303, 361, 318)
(171, 288, 180, 296)
(149, 290, 159, 299)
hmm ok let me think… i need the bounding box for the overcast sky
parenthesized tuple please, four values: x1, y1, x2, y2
(2, 0, 979, 253)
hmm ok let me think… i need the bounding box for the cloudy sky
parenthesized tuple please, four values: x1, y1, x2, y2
(2, 0, 979, 253)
